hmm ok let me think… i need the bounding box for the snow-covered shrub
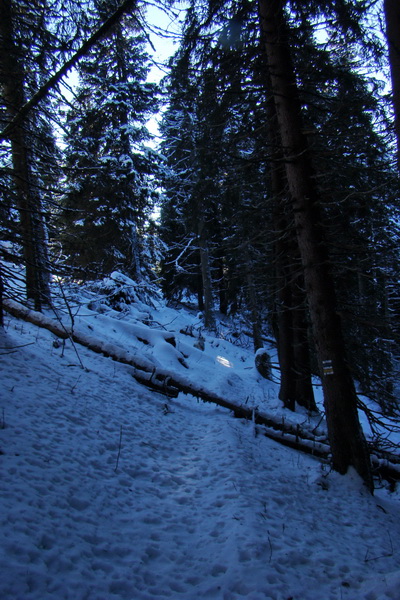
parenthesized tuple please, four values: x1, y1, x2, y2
(85, 271, 160, 314)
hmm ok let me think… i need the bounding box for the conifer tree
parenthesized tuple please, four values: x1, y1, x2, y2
(0, 0, 94, 308)
(384, 0, 400, 170)
(60, 0, 159, 280)
(159, 1, 271, 332)
(0, 0, 55, 309)
(287, 0, 400, 412)
(258, 0, 381, 488)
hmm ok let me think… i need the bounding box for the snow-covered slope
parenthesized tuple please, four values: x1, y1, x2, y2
(1, 275, 400, 600)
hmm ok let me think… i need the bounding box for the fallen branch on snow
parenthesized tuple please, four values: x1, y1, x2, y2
(3, 298, 400, 483)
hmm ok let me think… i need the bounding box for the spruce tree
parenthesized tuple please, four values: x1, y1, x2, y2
(0, 0, 96, 307)
(159, 1, 272, 331)
(287, 1, 400, 412)
(0, 0, 63, 309)
(60, 0, 159, 280)
(259, 0, 374, 489)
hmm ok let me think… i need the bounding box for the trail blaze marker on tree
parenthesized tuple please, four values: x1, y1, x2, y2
(322, 360, 334, 375)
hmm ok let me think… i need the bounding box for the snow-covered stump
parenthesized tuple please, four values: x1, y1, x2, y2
(255, 348, 272, 380)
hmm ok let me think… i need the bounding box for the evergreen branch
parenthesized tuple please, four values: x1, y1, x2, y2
(0, 0, 137, 141)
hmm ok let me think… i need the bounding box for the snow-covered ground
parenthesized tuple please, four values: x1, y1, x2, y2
(1, 273, 400, 600)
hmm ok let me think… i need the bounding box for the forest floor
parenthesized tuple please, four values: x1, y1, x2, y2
(1, 272, 400, 600)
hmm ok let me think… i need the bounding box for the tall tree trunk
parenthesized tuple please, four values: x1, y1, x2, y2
(214, 233, 228, 314)
(267, 84, 316, 412)
(272, 209, 316, 412)
(268, 91, 297, 410)
(0, 0, 51, 310)
(0, 261, 4, 326)
(258, 0, 373, 490)
(130, 224, 142, 281)
(384, 0, 400, 170)
(291, 279, 316, 411)
(216, 255, 228, 315)
(116, 26, 142, 281)
(274, 265, 297, 410)
(196, 249, 205, 312)
(245, 251, 264, 352)
(198, 217, 215, 329)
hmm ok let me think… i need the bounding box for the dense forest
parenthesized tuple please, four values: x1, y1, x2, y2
(1, 0, 400, 490)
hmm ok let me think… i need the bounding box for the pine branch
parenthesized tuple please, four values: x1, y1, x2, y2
(0, 0, 137, 141)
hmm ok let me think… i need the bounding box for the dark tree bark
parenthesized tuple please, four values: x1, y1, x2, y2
(268, 90, 297, 410)
(196, 249, 205, 312)
(267, 80, 316, 412)
(0, 261, 4, 326)
(243, 247, 264, 352)
(198, 217, 215, 329)
(217, 256, 228, 315)
(273, 235, 297, 410)
(291, 285, 316, 411)
(258, 0, 373, 490)
(384, 0, 400, 170)
(0, 0, 51, 310)
(272, 205, 316, 412)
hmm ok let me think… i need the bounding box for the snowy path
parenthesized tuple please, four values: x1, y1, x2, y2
(1, 316, 400, 599)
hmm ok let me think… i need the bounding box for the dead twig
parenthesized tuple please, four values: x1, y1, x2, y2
(114, 425, 123, 472)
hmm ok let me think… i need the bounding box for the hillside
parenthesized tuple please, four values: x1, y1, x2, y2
(1, 273, 400, 600)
